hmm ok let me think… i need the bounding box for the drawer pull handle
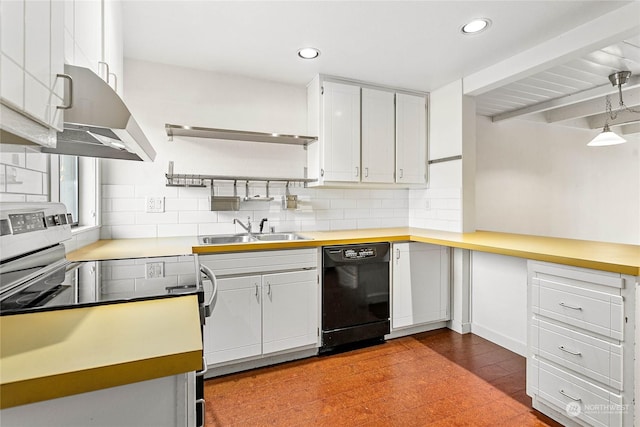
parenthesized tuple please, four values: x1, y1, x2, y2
(559, 302, 582, 310)
(558, 346, 582, 356)
(559, 390, 582, 401)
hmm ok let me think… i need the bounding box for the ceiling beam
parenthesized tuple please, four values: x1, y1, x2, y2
(544, 87, 640, 123)
(587, 110, 640, 129)
(619, 123, 640, 135)
(490, 76, 640, 122)
(463, 3, 640, 96)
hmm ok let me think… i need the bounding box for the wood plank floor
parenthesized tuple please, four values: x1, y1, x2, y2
(204, 329, 563, 426)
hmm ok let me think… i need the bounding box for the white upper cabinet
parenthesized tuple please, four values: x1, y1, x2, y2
(396, 93, 427, 184)
(1, 0, 65, 141)
(307, 75, 428, 187)
(361, 88, 395, 183)
(65, 0, 123, 94)
(103, 0, 124, 96)
(320, 81, 361, 182)
(71, 0, 102, 75)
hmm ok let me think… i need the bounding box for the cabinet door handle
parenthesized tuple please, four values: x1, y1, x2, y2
(196, 356, 208, 377)
(195, 399, 206, 427)
(267, 282, 271, 296)
(56, 74, 73, 109)
(559, 390, 581, 401)
(558, 346, 582, 356)
(320, 168, 324, 177)
(559, 302, 582, 311)
(98, 61, 110, 83)
(399, 168, 404, 179)
(396, 248, 400, 260)
(109, 72, 118, 93)
(255, 283, 259, 300)
(364, 167, 369, 178)
(355, 166, 359, 177)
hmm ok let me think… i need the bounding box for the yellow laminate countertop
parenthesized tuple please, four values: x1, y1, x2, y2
(0, 295, 203, 409)
(67, 228, 640, 276)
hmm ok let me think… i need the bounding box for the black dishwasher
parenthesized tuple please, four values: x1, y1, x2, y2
(321, 243, 390, 352)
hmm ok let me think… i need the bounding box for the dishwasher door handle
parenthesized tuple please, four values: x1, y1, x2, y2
(200, 264, 218, 317)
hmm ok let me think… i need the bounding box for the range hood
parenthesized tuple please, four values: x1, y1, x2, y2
(49, 64, 156, 161)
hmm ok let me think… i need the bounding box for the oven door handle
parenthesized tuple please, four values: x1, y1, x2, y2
(200, 264, 218, 318)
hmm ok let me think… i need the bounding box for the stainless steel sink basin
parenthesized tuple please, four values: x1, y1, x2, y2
(253, 233, 311, 241)
(198, 232, 311, 245)
(198, 234, 253, 244)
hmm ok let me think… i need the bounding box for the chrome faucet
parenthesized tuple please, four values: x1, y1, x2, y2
(234, 216, 252, 234)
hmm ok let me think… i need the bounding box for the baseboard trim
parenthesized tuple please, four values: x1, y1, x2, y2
(447, 320, 472, 334)
(386, 321, 448, 339)
(471, 323, 526, 356)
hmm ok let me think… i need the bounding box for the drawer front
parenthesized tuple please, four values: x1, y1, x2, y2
(535, 359, 624, 427)
(199, 249, 317, 276)
(533, 278, 623, 340)
(532, 318, 623, 389)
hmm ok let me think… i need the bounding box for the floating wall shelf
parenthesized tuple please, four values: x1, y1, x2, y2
(165, 124, 317, 146)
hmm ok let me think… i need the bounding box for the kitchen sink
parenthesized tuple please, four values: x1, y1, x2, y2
(198, 232, 311, 245)
(253, 233, 311, 241)
(198, 234, 253, 244)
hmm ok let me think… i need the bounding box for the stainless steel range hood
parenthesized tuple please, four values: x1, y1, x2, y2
(46, 64, 156, 161)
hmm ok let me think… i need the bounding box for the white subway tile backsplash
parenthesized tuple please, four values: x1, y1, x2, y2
(178, 210, 218, 224)
(25, 152, 48, 172)
(197, 222, 237, 235)
(357, 218, 382, 229)
(0, 149, 26, 167)
(330, 219, 357, 230)
(6, 166, 43, 194)
(136, 184, 179, 198)
(135, 212, 179, 224)
(103, 184, 135, 198)
(344, 209, 371, 219)
(110, 264, 145, 280)
(111, 198, 145, 212)
(103, 212, 136, 225)
(166, 198, 198, 211)
(158, 223, 198, 237)
(357, 199, 382, 209)
(110, 225, 157, 239)
(315, 209, 343, 220)
(26, 194, 48, 202)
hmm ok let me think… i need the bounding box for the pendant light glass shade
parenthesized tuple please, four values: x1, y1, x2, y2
(587, 123, 627, 147)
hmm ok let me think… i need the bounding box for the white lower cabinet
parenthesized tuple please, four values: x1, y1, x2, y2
(391, 242, 450, 330)
(1, 373, 195, 427)
(200, 249, 318, 369)
(527, 261, 637, 427)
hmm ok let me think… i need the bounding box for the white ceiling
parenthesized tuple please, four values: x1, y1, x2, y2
(122, 1, 632, 92)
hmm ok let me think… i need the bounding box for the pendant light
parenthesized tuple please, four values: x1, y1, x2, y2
(588, 71, 639, 147)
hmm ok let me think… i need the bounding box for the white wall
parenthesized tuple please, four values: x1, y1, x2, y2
(476, 116, 640, 245)
(100, 59, 408, 239)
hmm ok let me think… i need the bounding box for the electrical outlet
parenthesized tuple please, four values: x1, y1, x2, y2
(146, 196, 165, 213)
(145, 262, 164, 279)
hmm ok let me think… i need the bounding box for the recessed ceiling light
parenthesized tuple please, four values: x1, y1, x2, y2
(297, 47, 320, 60)
(461, 18, 491, 35)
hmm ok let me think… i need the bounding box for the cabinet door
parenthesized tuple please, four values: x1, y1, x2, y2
(23, 0, 51, 124)
(392, 242, 449, 329)
(321, 81, 361, 182)
(72, 0, 101, 74)
(262, 270, 318, 354)
(0, 0, 24, 108)
(396, 93, 426, 184)
(361, 88, 395, 183)
(204, 275, 262, 365)
(103, 0, 124, 96)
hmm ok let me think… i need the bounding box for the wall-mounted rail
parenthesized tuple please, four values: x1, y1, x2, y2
(165, 123, 317, 147)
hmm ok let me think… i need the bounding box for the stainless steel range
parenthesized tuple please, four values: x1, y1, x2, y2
(0, 202, 217, 426)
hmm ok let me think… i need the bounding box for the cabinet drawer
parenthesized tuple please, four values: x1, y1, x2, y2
(532, 277, 623, 340)
(533, 359, 624, 427)
(531, 318, 623, 390)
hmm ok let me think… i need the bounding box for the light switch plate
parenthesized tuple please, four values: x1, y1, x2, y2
(146, 196, 165, 213)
